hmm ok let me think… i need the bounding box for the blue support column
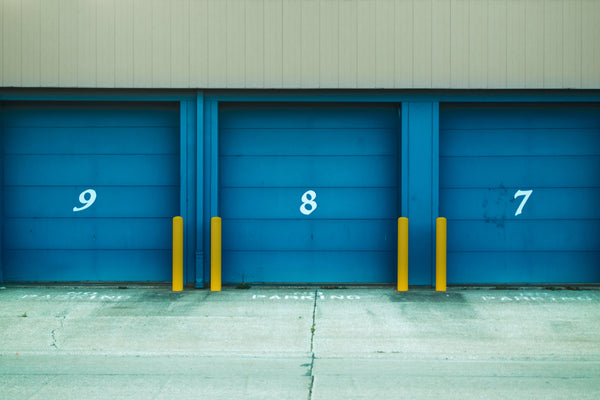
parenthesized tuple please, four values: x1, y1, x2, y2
(402, 102, 439, 286)
(203, 99, 220, 284)
(195, 92, 205, 287)
(180, 99, 198, 286)
(210, 102, 219, 219)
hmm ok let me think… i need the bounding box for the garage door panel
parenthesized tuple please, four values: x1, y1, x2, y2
(221, 128, 397, 156)
(4, 155, 179, 186)
(5, 218, 173, 249)
(221, 156, 397, 188)
(440, 103, 600, 284)
(441, 104, 600, 130)
(5, 102, 178, 127)
(3, 250, 171, 282)
(2, 102, 179, 282)
(448, 220, 600, 252)
(220, 103, 400, 129)
(223, 220, 396, 251)
(4, 187, 178, 218)
(441, 129, 600, 157)
(441, 156, 600, 188)
(219, 103, 399, 283)
(447, 252, 600, 284)
(440, 188, 600, 220)
(222, 251, 396, 283)
(4, 127, 178, 155)
(221, 188, 397, 219)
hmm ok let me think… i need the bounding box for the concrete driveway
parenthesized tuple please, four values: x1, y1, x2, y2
(1, 285, 599, 399)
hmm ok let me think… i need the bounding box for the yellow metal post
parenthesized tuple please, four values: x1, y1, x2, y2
(172, 216, 184, 292)
(211, 217, 222, 292)
(436, 217, 447, 292)
(397, 217, 409, 291)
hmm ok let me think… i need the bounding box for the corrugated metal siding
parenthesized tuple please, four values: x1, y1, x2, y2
(2, 0, 599, 89)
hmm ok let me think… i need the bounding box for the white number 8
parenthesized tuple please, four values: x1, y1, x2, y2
(300, 190, 317, 215)
(73, 189, 97, 212)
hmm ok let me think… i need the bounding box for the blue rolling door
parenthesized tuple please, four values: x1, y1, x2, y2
(440, 103, 600, 284)
(1, 102, 179, 282)
(219, 103, 400, 284)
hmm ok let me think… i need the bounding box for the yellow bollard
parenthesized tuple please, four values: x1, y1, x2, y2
(436, 217, 447, 292)
(172, 216, 184, 292)
(211, 217, 222, 292)
(397, 217, 409, 291)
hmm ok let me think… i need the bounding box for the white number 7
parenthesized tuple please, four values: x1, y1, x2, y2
(514, 189, 533, 216)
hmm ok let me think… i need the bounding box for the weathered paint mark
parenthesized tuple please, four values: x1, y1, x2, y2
(252, 292, 360, 301)
(481, 295, 593, 302)
(20, 292, 131, 301)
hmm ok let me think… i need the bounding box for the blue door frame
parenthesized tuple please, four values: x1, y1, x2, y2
(1, 89, 599, 286)
(201, 96, 437, 286)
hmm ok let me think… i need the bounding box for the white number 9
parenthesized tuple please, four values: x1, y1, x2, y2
(73, 189, 97, 212)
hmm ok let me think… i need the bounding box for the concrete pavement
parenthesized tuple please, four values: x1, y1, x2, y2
(1, 285, 599, 399)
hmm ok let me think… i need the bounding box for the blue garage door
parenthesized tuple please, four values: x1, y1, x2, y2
(219, 103, 400, 284)
(440, 103, 600, 284)
(1, 102, 179, 282)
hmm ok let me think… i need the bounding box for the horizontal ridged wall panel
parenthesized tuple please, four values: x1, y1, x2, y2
(2, 0, 600, 89)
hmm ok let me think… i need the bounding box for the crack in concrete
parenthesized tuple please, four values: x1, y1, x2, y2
(50, 315, 66, 350)
(307, 289, 318, 400)
(310, 289, 317, 352)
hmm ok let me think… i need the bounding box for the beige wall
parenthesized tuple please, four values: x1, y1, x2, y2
(1, 0, 599, 89)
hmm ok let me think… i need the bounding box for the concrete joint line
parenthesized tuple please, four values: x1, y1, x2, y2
(307, 289, 318, 400)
